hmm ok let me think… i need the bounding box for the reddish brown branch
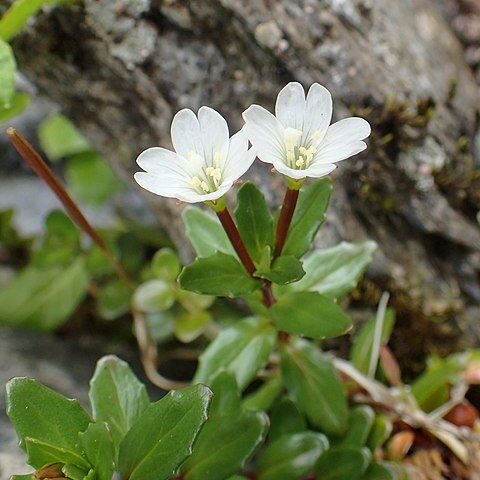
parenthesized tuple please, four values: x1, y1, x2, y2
(274, 187, 299, 258)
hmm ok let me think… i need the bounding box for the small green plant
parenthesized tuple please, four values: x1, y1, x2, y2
(6, 82, 480, 480)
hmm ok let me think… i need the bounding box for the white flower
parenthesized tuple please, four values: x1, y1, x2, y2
(242, 82, 371, 180)
(134, 107, 256, 203)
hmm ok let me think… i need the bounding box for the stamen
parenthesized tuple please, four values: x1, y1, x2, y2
(200, 181, 210, 192)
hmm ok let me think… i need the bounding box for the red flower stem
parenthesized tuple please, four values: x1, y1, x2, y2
(274, 187, 300, 258)
(216, 208, 256, 276)
(215, 207, 277, 309)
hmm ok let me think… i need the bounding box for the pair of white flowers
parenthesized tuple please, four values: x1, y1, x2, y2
(134, 82, 371, 203)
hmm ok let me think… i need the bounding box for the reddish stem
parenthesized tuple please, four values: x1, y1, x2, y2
(7, 127, 132, 288)
(216, 208, 256, 276)
(274, 187, 299, 258)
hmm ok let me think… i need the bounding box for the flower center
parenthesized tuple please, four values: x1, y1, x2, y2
(284, 128, 318, 170)
(186, 151, 223, 194)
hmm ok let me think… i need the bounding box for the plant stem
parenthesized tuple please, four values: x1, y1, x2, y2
(7, 127, 133, 288)
(274, 187, 300, 258)
(216, 207, 256, 276)
(215, 206, 277, 309)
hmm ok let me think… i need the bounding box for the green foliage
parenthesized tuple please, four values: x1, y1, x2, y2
(0, 91, 29, 122)
(0, 0, 76, 42)
(65, 152, 124, 205)
(182, 206, 235, 258)
(0, 258, 89, 330)
(350, 308, 396, 375)
(0, 37, 15, 107)
(270, 291, 352, 339)
(89, 355, 149, 457)
(280, 241, 377, 299)
(282, 178, 332, 257)
(181, 372, 269, 480)
(256, 431, 329, 480)
(118, 384, 212, 480)
(315, 446, 372, 479)
(38, 114, 91, 161)
(194, 316, 276, 389)
(234, 182, 274, 264)
(6, 356, 213, 480)
(280, 338, 349, 435)
(179, 252, 261, 296)
(256, 255, 305, 285)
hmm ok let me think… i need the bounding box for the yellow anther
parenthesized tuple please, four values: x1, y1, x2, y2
(187, 176, 202, 187)
(200, 181, 210, 192)
(296, 157, 305, 168)
(213, 151, 221, 167)
(311, 130, 321, 142)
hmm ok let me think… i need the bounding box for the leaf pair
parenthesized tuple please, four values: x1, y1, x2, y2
(6, 356, 213, 480)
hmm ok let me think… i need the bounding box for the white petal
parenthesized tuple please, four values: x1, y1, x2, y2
(171, 109, 204, 159)
(272, 161, 310, 180)
(303, 83, 332, 145)
(243, 104, 286, 165)
(136, 147, 191, 178)
(198, 106, 229, 163)
(222, 129, 256, 183)
(315, 141, 367, 164)
(323, 117, 371, 144)
(275, 82, 306, 130)
(304, 162, 337, 177)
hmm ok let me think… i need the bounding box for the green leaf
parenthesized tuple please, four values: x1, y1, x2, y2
(360, 463, 397, 480)
(182, 206, 235, 258)
(5, 378, 90, 456)
(256, 255, 305, 285)
(234, 182, 274, 264)
(175, 311, 212, 343)
(0, 38, 15, 107)
(194, 316, 276, 389)
(96, 279, 132, 320)
(350, 309, 396, 374)
(315, 446, 371, 480)
(89, 356, 149, 457)
(133, 279, 175, 313)
(411, 356, 463, 412)
(181, 372, 268, 480)
(0, 0, 75, 42)
(37, 114, 90, 162)
(179, 252, 261, 296)
(65, 152, 124, 205)
(145, 311, 175, 343)
(0, 91, 30, 123)
(282, 178, 332, 257)
(268, 398, 306, 443)
(270, 291, 352, 339)
(25, 437, 90, 471)
(78, 422, 115, 480)
(281, 241, 377, 299)
(61, 463, 89, 480)
(257, 431, 329, 480)
(366, 415, 393, 451)
(338, 405, 375, 447)
(151, 248, 181, 281)
(118, 384, 212, 480)
(0, 258, 89, 330)
(243, 375, 283, 412)
(280, 339, 349, 435)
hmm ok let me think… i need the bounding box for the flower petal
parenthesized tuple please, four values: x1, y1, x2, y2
(275, 82, 306, 131)
(136, 147, 191, 178)
(323, 117, 371, 145)
(243, 104, 285, 165)
(315, 141, 367, 164)
(171, 108, 204, 159)
(303, 83, 332, 145)
(305, 162, 337, 177)
(198, 106, 229, 163)
(222, 129, 256, 183)
(134, 172, 232, 203)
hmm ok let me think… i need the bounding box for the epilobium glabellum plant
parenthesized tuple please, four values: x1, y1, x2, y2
(11, 82, 473, 480)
